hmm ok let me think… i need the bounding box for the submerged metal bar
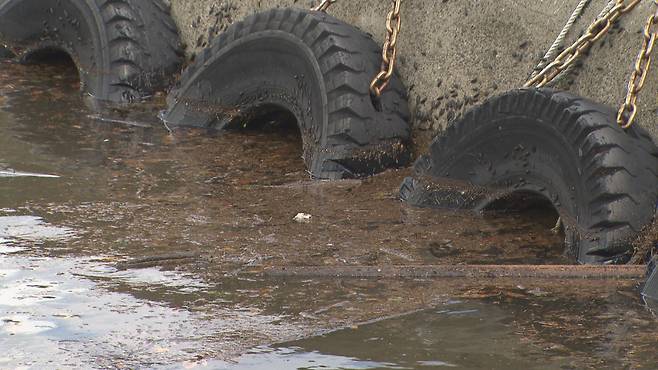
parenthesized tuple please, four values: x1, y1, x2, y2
(115, 252, 200, 270)
(265, 265, 646, 280)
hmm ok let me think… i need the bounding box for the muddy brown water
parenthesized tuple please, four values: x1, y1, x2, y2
(0, 60, 657, 369)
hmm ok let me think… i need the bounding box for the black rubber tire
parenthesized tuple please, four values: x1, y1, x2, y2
(400, 88, 658, 264)
(0, 0, 183, 105)
(162, 7, 411, 180)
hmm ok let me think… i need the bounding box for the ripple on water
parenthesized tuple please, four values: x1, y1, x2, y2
(0, 215, 75, 245)
(0, 255, 305, 368)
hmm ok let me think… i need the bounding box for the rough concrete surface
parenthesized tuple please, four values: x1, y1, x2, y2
(168, 0, 658, 150)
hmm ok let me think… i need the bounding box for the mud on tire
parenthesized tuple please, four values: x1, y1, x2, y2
(400, 88, 658, 264)
(0, 0, 183, 105)
(162, 7, 411, 180)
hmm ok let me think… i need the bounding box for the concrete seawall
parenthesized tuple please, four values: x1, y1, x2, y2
(168, 0, 658, 151)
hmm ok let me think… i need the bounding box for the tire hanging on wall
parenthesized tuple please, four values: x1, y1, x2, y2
(161, 7, 411, 180)
(0, 0, 183, 105)
(400, 88, 658, 264)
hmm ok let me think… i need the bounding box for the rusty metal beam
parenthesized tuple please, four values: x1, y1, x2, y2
(265, 265, 646, 280)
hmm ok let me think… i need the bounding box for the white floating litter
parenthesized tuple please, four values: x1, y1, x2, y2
(293, 213, 312, 223)
(0, 169, 59, 178)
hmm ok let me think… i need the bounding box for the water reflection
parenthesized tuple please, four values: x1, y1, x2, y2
(0, 56, 656, 369)
(167, 346, 407, 370)
(0, 215, 75, 243)
(0, 254, 305, 369)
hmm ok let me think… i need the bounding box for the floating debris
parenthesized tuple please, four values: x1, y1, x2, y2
(0, 169, 59, 178)
(87, 114, 151, 128)
(293, 213, 312, 224)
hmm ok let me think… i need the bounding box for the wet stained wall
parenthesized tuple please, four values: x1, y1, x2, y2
(168, 0, 658, 153)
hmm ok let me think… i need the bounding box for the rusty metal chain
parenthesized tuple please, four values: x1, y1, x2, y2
(617, 0, 658, 129)
(370, 0, 402, 98)
(525, 0, 641, 88)
(311, 0, 337, 12)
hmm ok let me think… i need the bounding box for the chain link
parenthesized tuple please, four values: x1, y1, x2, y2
(370, 0, 402, 98)
(311, 0, 337, 12)
(525, 0, 641, 88)
(617, 0, 658, 128)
